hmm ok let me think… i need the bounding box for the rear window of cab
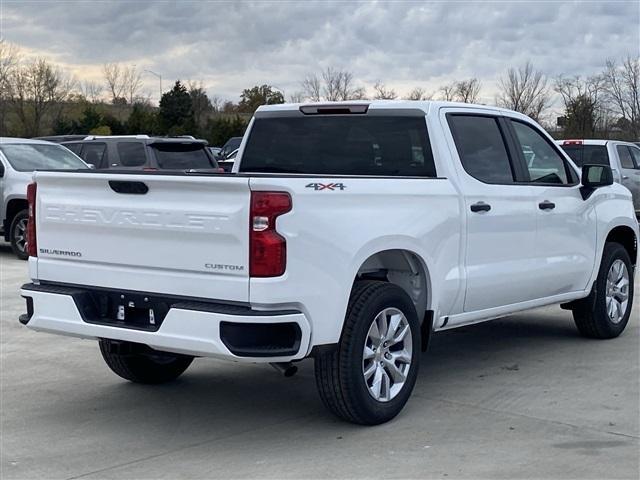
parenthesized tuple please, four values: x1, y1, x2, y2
(240, 115, 436, 177)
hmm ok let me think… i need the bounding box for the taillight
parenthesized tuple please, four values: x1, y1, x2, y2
(26, 182, 37, 257)
(250, 191, 292, 277)
(563, 140, 583, 145)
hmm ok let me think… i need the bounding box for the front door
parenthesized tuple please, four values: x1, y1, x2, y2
(508, 119, 597, 298)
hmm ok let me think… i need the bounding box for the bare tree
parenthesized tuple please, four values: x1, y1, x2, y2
(438, 79, 481, 103)
(288, 91, 306, 103)
(9, 58, 75, 136)
(0, 39, 20, 134)
(602, 56, 640, 138)
(404, 87, 432, 101)
(555, 75, 610, 137)
(103, 63, 125, 103)
(496, 62, 550, 121)
(209, 94, 222, 112)
(373, 81, 397, 100)
(0, 39, 19, 95)
(122, 65, 143, 104)
(350, 86, 368, 100)
(439, 83, 456, 101)
(81, 80, 104, 103)
(301, 68, 365, 101)
(455, 78, 481, 103)
(301, 73, 321, 101)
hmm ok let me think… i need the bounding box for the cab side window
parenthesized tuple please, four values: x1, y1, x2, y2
(628, 146, 640, 168)
(617, 145, 637, 169)
(64, 143, 83, 155)
(447, 115, 515, 184)
(117, 142, 147, 167)
(510, 120, 570, 185)
(81, 143, 107, 169)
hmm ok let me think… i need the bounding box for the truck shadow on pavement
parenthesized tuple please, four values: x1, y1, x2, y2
(38, 309, 597, 432)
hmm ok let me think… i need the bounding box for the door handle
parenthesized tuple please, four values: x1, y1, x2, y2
(538, 200, 556, 210)
(622, 175, 629, 180)
(470, 201, 491, 213)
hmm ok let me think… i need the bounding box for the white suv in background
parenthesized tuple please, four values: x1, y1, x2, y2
(0, 138, 88, 259)
(557, 139, 640, 216)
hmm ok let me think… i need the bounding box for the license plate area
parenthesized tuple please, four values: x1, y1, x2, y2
(76, 290, 170, 332)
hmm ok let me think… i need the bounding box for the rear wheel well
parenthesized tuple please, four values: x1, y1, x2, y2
(606, 226, 637, 266)
(354, 249, 432, 351)
(4, 198, 28, 240)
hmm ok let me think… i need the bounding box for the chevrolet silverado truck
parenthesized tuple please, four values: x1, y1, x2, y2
(20, 101, 638, 425)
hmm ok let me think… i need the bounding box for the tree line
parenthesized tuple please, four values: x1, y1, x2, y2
(1, 39, 638, 144)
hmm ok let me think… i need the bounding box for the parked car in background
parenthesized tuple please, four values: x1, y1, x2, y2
(208, 146, 222, 160)
(0, 137, 89, 259)
(62, 135, 219, 171)
(20, 101, 638, 424)
(218, 148, 238, 172)
(557, 139, 640, 216)
(219, 136, 242, 159)
(34, 135, 89, 143)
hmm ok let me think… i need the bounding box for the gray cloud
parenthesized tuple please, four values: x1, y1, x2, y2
(2, 0, 638, 103)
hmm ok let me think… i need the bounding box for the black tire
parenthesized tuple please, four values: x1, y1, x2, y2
(9, 209, 29, 260)
(99, 340, 193, 384)
(572, 242, 634, 339)
(314, 281, 421, 425)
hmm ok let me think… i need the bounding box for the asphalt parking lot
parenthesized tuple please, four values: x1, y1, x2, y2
(1, 245, 638, 480)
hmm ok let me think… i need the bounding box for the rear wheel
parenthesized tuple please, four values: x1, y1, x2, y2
(572, 242, 634, 339)
(99, 340, 193, 384)
(9, 209, 29, 260)
(314, 281, 420, 425)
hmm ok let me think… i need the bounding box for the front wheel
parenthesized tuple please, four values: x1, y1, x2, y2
(99, 340, 194, 384)
(572, 242, 634, 339)
(10, 209, 29, 260)
(314, 281, 421, 425)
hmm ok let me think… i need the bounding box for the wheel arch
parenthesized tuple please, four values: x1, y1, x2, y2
(4, 197, 28, 241)
(606, 225, 637, 266)
(352, 248, 433, 351)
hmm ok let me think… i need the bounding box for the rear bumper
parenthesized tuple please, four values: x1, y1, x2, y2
(20, 283, 311, 362)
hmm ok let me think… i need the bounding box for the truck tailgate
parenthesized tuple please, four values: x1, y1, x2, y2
(32, 172, 251, 302)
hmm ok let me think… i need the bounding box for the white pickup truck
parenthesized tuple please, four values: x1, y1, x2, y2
(20, 101, 638, 425)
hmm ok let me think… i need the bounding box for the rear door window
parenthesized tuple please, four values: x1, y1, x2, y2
(117, 142, 147, 167)
(80, 143, 107, 168)
(151, 143, 215, 169)
(240, 115, 436, 177)
(447, 115, 514, 184)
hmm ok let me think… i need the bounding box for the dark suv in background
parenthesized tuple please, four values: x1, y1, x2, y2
(62, 135, 219, 170)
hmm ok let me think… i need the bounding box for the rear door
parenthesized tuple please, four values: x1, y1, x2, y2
(445, 111, 539, 312)
(509, 119, 596, 297)
(33, 172, 251, 302)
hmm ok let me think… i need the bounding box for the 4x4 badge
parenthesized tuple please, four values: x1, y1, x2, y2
(305, 182, 346, 191)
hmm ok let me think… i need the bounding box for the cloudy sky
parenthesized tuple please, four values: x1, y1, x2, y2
(1, 0, 638, 107)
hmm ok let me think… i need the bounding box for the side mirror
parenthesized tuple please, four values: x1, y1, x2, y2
(0, 163, 4, 177)
(87, 163, 96, 169)
(580, 164, 613, 200)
